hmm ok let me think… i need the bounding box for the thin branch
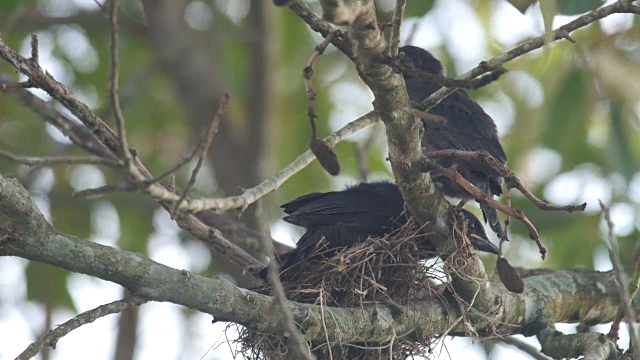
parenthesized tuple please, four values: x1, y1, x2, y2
(16, 297, 147, 360)
(392, 59, 507, 90)
(286, 1, 354, 59)
(388, 0, 406, 56)
(1, 170, 639, 345)
(194, 210, 293, 255)
(108, 0, 131, 162)
(353, 122, 381, 181)
(178, 111, 380, 212)
(0, 34, 264, 269)
(488, 336, 551, 360)
(30, 33, 39, 63)
(73, 183, 137, 197)
(414, 0, 640, 112)
(142, 143, 202, 185)
(417, 156, 546, 259)
(1, 79, 35, 89)
(402, 107, 446, 126)
(0, 150, 120, 168)
(426, 149, 587, 213)
(601, 201, 640, 359)
(171, 93, 229, 218)
(260, 228, 314, 359)
(178, 214, 265, 268)
(0, 72, 116, 160)
(304, 30, 340, 140)
(0, 35, 121, 154)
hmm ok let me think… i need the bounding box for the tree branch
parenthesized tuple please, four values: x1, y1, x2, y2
(415, 0, 640, 113)
(0, 173, 637, 347)
(16, 297, 146, 360)
(177, 111, 380, 212)
(0, 149, 120, 168)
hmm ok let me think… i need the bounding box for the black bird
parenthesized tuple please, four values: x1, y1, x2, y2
(266, 181, 498, 278)
(400, 45, 508, 237)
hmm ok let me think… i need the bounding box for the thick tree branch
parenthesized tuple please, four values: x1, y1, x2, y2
(0, 40, 263, 268)
(0, 173, 637, 348)
(536, 328, 619, 360)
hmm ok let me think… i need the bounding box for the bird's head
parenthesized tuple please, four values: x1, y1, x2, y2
(399, 45, 444, 77)
(459, 209, 499, 255)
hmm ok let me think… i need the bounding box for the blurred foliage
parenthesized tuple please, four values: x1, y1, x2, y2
(0, 0, 639, 335)
(507, 0, 604, 15)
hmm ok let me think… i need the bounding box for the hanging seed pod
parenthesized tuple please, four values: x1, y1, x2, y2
(310, 138, 340, 176)
(496, 257, 524, 294)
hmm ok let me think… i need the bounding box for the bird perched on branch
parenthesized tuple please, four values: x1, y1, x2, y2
(400, 45, 507, 237)
(263, 181, 498, 279)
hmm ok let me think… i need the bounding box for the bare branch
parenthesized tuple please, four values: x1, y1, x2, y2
(171, 212, 265, 269)
(0, 36, 121, 155)
(177, 111, 380, 212)
(601, 202, 640, 359)
(402, 106, 446, 126)
(16, 297, 146, 360)
(0, 72, 116, 160)
(487, 336, 551, 360)
(1, 172, 639, 348)
(260, 227, 314, 359)
(108, 0, 132, 162)
(304, 29, 341, 140)
(415, 0, 640, 112)
(171, 93, 229, 217)
(0, 149, 120, 168)
(417, 156, 546, 259)
(392, 59, 507, 90)
(426, 149, 587, 213)
(388, 0, 406, 56)
(30, 32, 39, 63)
(537, 327, 619, 360)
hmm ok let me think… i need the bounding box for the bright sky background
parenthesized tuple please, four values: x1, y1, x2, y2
(1, 0, 638, 359)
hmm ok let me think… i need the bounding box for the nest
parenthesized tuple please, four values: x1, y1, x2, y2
(235, 215, 458, 360)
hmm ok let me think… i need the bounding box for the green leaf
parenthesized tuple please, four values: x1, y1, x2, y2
(556, 0, 604, 15)
(404, 0, 435, 18)
(26, 262, 76, 311)
(543, 68, 599, 168)
(607, 98, 637, 180)
(539, 0, 557, 48)
(506, 0, 537, 13)
(119, 0, 147, 25)
(0, 0, 34, 14)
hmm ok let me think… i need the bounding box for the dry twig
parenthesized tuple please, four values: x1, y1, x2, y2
(171, 93, 229, 217)
(0, 150, 120, 168)
(601, 202, 640, 359)
(417, 157, 546, 259)
(108, 0, 132, 162)
(388, 0, 406, 56)
(16, 297, 146, 360)
(425, 149, 587, 213)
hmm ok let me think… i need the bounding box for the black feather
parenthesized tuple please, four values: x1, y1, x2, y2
(401, 45, 507, 236)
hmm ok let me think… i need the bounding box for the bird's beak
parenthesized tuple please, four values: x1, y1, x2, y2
(468, 234, 499, 255)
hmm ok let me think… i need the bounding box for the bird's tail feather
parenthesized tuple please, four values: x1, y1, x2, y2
(480, 203, 502, 237)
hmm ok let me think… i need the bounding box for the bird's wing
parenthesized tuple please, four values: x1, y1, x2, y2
(405, 78, 507, 164)
(281, 191, 329, 215)
(282, 193, 377, 227)
(276, 227, 331, 272)
(282, 184, 405, 228)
